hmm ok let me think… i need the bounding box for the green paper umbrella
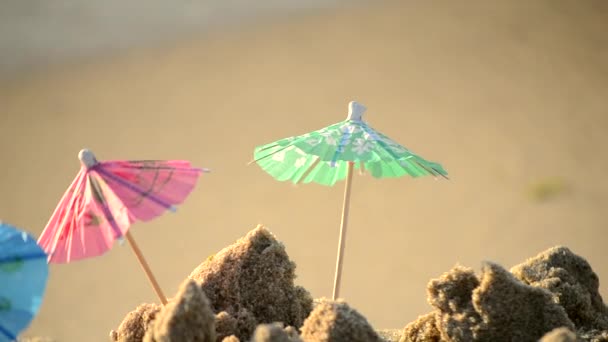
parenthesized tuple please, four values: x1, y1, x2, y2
(251, 101, 448, 299)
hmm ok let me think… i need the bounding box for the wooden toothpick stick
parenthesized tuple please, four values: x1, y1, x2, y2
(124, 231, 168, 305)
(332, 161, 355, 300)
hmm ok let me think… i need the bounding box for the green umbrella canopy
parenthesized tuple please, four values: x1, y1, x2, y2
(253, 101, 448, 186)
(251, 101, 448, 301)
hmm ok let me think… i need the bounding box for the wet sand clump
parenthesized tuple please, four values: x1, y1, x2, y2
(401, 247, 607, 342)
(250, 323, 303, 342)
(143, 279, 216, 342)
(511, 246, 608, 337)
(299, 298, 384, 342)
(111, 303, 162, 342)
(188, 224, 313, 340)
(471, 262, 573, 339)
(214, 311, 239, 341)
(212, 308, 257, 341)
(111, 226, 606, 342)
(112, 225, 313, 342)
(400, 312, 442, 342)
(426, 262, 572, 341)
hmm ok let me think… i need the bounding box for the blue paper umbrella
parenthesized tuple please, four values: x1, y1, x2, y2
(0, 223, 49, 342)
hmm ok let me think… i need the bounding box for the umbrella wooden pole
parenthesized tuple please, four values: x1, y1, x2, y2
(332, 161, 354, 300)
(124, 231, 168, 306)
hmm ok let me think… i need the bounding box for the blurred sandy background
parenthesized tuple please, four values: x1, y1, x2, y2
(1, 0, 607, 340)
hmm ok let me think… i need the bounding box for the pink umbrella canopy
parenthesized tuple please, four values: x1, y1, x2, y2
(37, 149, 208, 304)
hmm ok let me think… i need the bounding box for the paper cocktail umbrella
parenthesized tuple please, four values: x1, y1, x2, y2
(0, 222, 49, 342)
(251, 101, 447, 299)
(37, 149, 208, 305)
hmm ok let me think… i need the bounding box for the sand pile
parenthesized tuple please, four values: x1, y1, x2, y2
(111, 226, 607, 342)
(187, 225, 313, 340)
(402, 247, 608, 342)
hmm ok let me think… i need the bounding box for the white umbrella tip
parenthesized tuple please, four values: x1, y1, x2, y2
(78, 148, 97, 168)
(347, 101, 366, 121)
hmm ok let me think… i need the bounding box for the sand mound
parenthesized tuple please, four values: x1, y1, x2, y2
(113, 225, 314, 342)
(401, 247, 608, 342)
(400, 312, 442, 342)
(143, 279, 216, 342)
(250, 323, 303, 342)
(214, 311, 239, 341)
(300, 298, 384, 342)
(511, 246, 608, 337)
(111, 303, 162, 342)
(188, 224, 313, 340)
(458, 262, 571, 340)
(111, 226, 606, 342)
(422, 262, 573, 341)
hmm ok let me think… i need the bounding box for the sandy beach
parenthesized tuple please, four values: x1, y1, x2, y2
(1, 0, 607, 340)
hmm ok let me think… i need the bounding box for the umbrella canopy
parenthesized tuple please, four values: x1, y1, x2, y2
(37, 149, 208, 264)
(253, 101, 448, 186)
(36, 148, 208, 305)
(0, 222, 49, 342)
(252, 101, 447, 300)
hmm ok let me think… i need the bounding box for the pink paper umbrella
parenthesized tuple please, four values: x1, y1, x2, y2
(37, 149, 208, 305)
